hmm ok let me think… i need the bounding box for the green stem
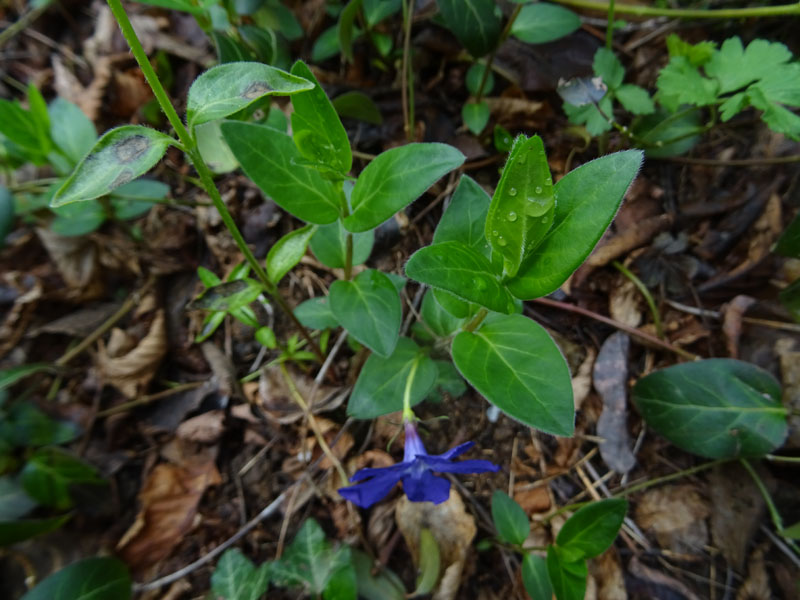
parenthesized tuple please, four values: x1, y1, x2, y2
(605, 0, 615, 50)
(106, 0, 324, 364)
(401, 358, 421, 422)
(401, 0, 414, 141)
(462, 307, 489, 333)
(475, 4, 522, 103)
(0, 0, 52, 48)
(740, 458, 800, 555)
(765, 454, 800, 464)
(552, 0, 800, 19)
(339, 186, 354, 280)
(612, 260, 663, 339)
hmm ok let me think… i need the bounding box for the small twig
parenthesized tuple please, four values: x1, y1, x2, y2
(613, 260, 664, 339)
(314, 330, 348, 386)
(400, 0, 414, 141)
(0, 0, 52, 48)
(657, 154, 800, 167)
(96, 381, 206, 417)
(665, 299, 800, 334)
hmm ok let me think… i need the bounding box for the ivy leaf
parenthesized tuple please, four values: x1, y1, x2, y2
(211, 549, 270, 600)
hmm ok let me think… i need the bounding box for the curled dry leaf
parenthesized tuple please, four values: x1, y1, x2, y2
(97, 309, 167, 398)
(608, 277, 642, 328)
(635, 484, 710, 553)
(36, 228, 103, 299)
(176, 410, 226, 444)
(708, 463, 763, 570)
(571, 346, 596, 411)
(395, 490, 477, 600)
(722, 295, 756, 359)
(117, 455, 221, 571)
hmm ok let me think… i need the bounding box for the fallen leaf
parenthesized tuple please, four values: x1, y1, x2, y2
(176, 410, 225, 443)
(635, 484, 710, 553)
(609, 277, 642, 328)
(586, 214, 674, 268)
(513, 485, 551, 515)
(589, 549, 627, 600)
(774, 337, 800, 448)
(736, 546, 771, 600)
(36, 228, 103, 299)
(708, 463, 763, 570)
(257, 364, 343, 424)
(628, 556, 701, 600)
(722, 295, 757, 359)
(118, 455, 221, 571)
(594, 332, 636, 474)
(571, 347, 596, 411)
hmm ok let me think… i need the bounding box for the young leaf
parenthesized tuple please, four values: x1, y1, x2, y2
(466, 63, 495, 96)
(485, 135, 555, 278)
(211, 548, 270, 600)
(655, 57, 719, 112)
(350, 549, 405, 600)
(405, 241, 516, 314)
(420, 289, 463, 337)
(436, 0, 501, 58)
(0, 99, 47, 160)
(363, 0, 402, 27)
(451, 313, 574, 436)
(632, 359, 788, 459)
(221, 122, 340, 224)
(522, 553, 552, 600)
(507, 150, 643, 299)
(339, 0, 363, 63)
(295, 297, 340, 330)
(20, 556, 131, 600)
(266, 224, 316, 285)
(0, 514, 71, 547)
(593, 48, 625, 90)
(614, 84, 655, 115)
(462, 100, 490, 135)
(329, 269, 402, 357)
(546, 546, 587, 600)
(51, 126, 175, 207)
(344, 143, 465, 232)
(310, 220, 374, 268)
(511, 3, 580, 45)
(491, 490, 530, 546)
(433, 288, 479, 320)
(412, 528, 440, 596)
(556, 498, 627, 558)
(433, 175, 490, 256)
(348, 337, 437, 418)
(706, 37, 793, 95)
(20, 447, 106, 510)
(290, 61, 352, 174)
(186, 62, 313, 128)
(189, 279, 264, 312)
(47, 98, 97, 164)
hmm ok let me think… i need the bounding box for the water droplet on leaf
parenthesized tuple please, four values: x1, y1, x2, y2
(498, 236, 507, 247)
(509, 187, 517, 196)
(507, 211, 517, 222)
(535, 186, 542, 194)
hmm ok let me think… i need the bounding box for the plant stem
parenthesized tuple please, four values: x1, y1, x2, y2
(339, 186, 354, 280)
(612, 260, 663, 339)
(552, 0, 800, 19)
(740, 458, 800, 555)
(765, 454, 800, 464)
(106, 0, 324, 363)
(401, 358, 420, 422)
(463, 307, 489, 333)
(605, 0, 615, 50)
(401, 0, 414, 142)
(0, 0, 52, 48)
(475, 4, 522, 103)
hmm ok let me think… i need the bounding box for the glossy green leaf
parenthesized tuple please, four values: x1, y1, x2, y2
(363, 0, 401, 26)
(20, 556, 131, 600)
(323, 554, 357, 600)
(344, 143, 465, 232)
(196, 119, 239, 174)
(339, 0, 363, 63)
(189, 279, 264, 312)
(330, 269, 401, 356)
(775, 213, 800, 258)
(332, 91, 383, 125)
(511, 3, 581, 44)
(48, 98, 97, 164)
(405, 241, 515, 314)
(348, 337, 437, 418)
(546, 546, 587, 600)
(507, 150, 643, 299)
(51, 126, 174, 207)
(436, 0, 501, 58)
(290, 61, 352, 174)
(522, 553, 552, 600)
(491, 490, 530, 545)
(420, 289, 463, 337)
(433, 175, 490, 255)
(295, 297, 340, 330)
(350, 549, 405, 600)
(452, 313, 574, 436)
(432, 289, 478, 320)
(21, 447, 105, 510)
(412, 528, 440, 596)
(186, 62, 312, 128)
(462, 100, 490, 135)
(221, 122, 340, 224)
(632, 358, 788, 459)
(0, 476, 37, 520)
(0, 363, 54, 391)
(556, 498, 627, 558)
(0, 514, 71, 547)
(266, 224, 316, 284)
(466, 63, 494, 96)
(211, 548, 270, 600)
(310, 220, 374, 268)
(486, 135, 555, 278)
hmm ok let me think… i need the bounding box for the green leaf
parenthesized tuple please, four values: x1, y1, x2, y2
(266, 224, 316, 284)
(462, 100, 490, 135)
(211, 548, 270, 600)
(493, 125, 513, 152)
(51, 126, 174, 207)
(556, 498, 627, 558)
(466, 63, 495, 96)
(20, 447, 105, 510)
(323, 552, 357, 600)
(0, 186, 13, 247)
(491, 490, 530, 546)
(221, 122, 341, 224)
(433, 288, 478, 320)
(655, 57, 718, 112)
(0, 514, 71, 547)
(781, 520, 800, 540)
(255, 326, 277, 349)
(344, 143, 465, 232)
(312, 25, 343, 63)
(0, 363, 54, 391)
(632, 358, 788, 459)
(290, 61, 352, 174)
(522, 553, 552, 600)
(412, 528, 440, 596)
(615, 84, 655, 115)
(132, 0, 206, 15)
(48, 98, 97, 164)
(189, 279, 264, 312)
(593, 48, 624, 90)
(486, 135, 554, 278)
(748, 84, 800, 140)
(546, 546, 587, 600)
(429, 360, 466, 400)
(310, 220, 374, 269)
(196, 119, 239, 174)
(350, 549, 405, 600)
(433, 175, 490, 255)
(634, 107, 703, 158)
(329, 269, 402, 356)
(363, 0, 401, 26)
(420, 289, 463, 337)
(775, 213, 800, 258)
(563, 95, 613, 136)
(238, 25, 277, 64)
(295, 297, 340, 330)
(339, 0, 363, 63)
(436, 0, 501, 58)
(507, 150, 643, 299)
(0, 99, 47, 159)
(0, 476, 37, 520)
(332, 91, 383, 125)
(186, 62, 313, 128)
(452, 313, 574, 436)
(50, 200, 107, 236)
(511, 3, 580, 45)
(20, 556, 131, 600)
(110, 179, 169, 220)
(5, 401, 79, 447)
(706, 37, 792, 95)
(405, 241, 516, 314)
(348, 337, 437, 418)
(665, 34, 716, 66)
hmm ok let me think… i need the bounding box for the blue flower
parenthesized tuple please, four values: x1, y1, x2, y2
(338, 422, 499, 508)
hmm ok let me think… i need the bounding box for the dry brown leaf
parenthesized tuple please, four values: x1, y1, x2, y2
(586, 214, 674, 268)
(118, 455, 221, 571)
(609, 277, 642, 328)
(775, 337, 800, 448)
(722, 295, 757, 359)
(97, 309, 167, 398)
(486, 97, 544, 129)
(176, 410, 225, 443)
(628, 557, 701, 600)
(257, 364, 343, 424)
(594, 332, 636, 474)
(589, 549, 627, 600)
(736, 547, 771, 600)
(395, 490, 476, 600)
(571, 347, 596, 411)
(635, 484, 710, 553)
(513, 485, 551, 515)
(36, 228, 103, 298)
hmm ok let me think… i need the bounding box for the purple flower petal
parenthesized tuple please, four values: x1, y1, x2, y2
(423, 456, 500, 475)
(349, 462, 408, 482)
(402, 469, 451, 504)
(436, 441, 474, 460)
(338, 471, 403, 508)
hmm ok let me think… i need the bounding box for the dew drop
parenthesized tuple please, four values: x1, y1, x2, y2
(492, 230, 499, 237)
(509, 187, 517, 196)
(535, 186, 543, 194)
(546, 177, 552, 185)
(542, 216, 550, 224)
(498, 236, 507, 247)
(507, 211, 517, 222)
